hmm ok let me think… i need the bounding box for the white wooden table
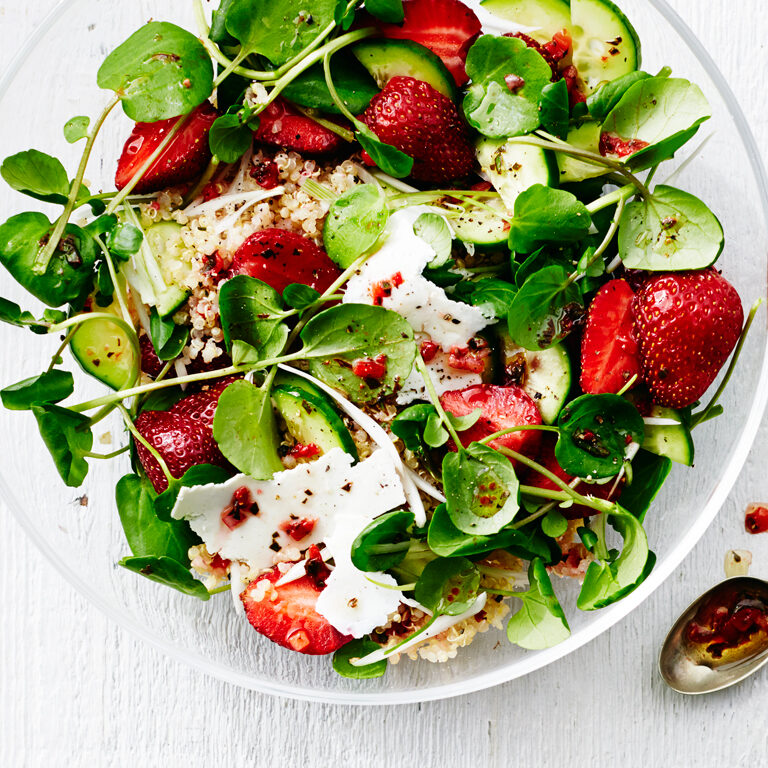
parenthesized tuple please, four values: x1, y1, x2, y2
(2, 1, 767, 764)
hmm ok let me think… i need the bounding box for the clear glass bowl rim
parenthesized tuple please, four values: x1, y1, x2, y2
(2, 0, 768, 705)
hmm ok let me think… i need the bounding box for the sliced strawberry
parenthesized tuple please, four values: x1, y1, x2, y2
(580, 279, 641, 395)
(440, 384, 542, 460)
(224, 228, 341, 294)
(115, 102, 218, 193)
(254, 98, 345, 156)
(139, 335, 231, 380)
(241, 566, 351, 655)
(375, 0, 482, 86)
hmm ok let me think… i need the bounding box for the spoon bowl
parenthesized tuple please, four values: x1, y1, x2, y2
(659, 576, 768, 694)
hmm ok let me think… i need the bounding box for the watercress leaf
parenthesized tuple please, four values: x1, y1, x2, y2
(414, 556, 481, 616)
(84, 213, 118, 240)
(541, 509, 568, 539)
(586, 71, 652, 121)
(226, 0, 339, 66)
(413, 212, 452, 268)
(508, 185, 592, 254)
(507, 264, 584, 351)
(116, 474, 198, 562)
(506, 557, 570, 650)
(283, 283, 321, 311)
(351, 509, 415, 572)
(538, 78, 569, 140)
(423, 412, 449, 448)
(97, 22, 214, 121)
(390, 403, 435, 452)
(443, 443, 520, 535)
(107, 222, 143, 260)
(332, 638, 387, 679)
(618, 449, 671, 524)
(576, 245, 605, 278)
(1, 370, 74, 410)
(149, 308, 190, 361)
(209, 113, 253, 164)
(324, 184, 389, 268)
(0, 297, 50, 333)
(355, 123, 414, 178)
(139, 385, 186, 415)
(448, 408, 482, 432)
(577, 507, 652, 610)
(63, 116, 90, 143)
(618, 184, 724, 271)
(577, 525, 599, 552)
(556, 394, 644, 479)
(1, 149, 70, 204)
(31, 404, 92, 486)
(210, 0, 237, 45)
(119, 555, 210, 599)
(0, 212, 98, 308)
(300, 304, 416, 403)
(463, 278, 517, 318)
(212, 378, 283, 478)
(600, 77, 710, 170)
(154, 464, 233, 521)
(463, 35, 553, 138)
(365, 0, 404, 22)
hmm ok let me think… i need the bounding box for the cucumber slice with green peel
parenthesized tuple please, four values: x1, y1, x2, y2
(351, 39, 458, 101)
(272, 384, 359, 460)
(449, 197, 511, 247)
(480, 0, 571, 43)
(639, 404, 694, 466)
(70, 311, 137, 391)
(477, 137, 557, 211)
(570, 0, 641, 91)
(556, 122, 610, 184)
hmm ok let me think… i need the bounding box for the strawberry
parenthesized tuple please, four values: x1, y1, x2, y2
(139, 335, 231, 379)
(115, 101, 218, 193)
(633, 268, 743, 408)
(360, 76, 475, 183)
(224, 228, 341, 294)
(374, 0, 481, 86)
(241, 565, 352, 655)
(134, 378, 236, 492)
(440, 384, 542, 460)
(254, 98, 345, 156)
(580, 279, 641, 395)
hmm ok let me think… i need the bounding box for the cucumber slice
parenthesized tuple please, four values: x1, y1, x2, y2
(477, 137, 557, 211)
(272, 384, 359, 460)
(481, 0, 571, 43)
(640, 405, 694, 466)
(145, 221, 191, 316)
(496, 330, 571, 423)
(449, 197, 511, 247)
(352, 39, 458, 101)
(570, 0, 641, 91)
(556, 122, 609, 184)
(70, 310, 137, 391)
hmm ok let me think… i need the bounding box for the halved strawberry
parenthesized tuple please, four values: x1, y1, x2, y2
(440, 384, 542, 459)
(241, 566, 352, 655)
(115, 102, 218, 193)
(224, 228, 342, 294)
(580, 279, 641, 395)
(374, 0, 482, 86)
(254, 98, 346, 156)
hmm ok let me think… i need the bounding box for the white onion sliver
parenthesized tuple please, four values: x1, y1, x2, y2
(643, 416, 682, 426)
(405, 467, 446, 503)
(274, 561, 307, 587)
(229, 562, 247, 615)
(182, 186, 283, 218)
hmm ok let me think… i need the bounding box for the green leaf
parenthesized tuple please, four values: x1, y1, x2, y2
(508, 185, 592, 254)
(107, 222, 143, 260)
(586, 71, 652, 122)
(119, 555, 210, 599)
(209, 113, 253, 164)
(116, 474, 198, 562)
(600, 77, 710, 170)
(31, 404, 93, 486)
(356, 123, 414, 178)
(0, 297, 49, 333)
(283, 283, 321, 311)
(463, 35, 553, 138)
(541, 509, 568, 539)
(154, 464, 233, 521)
(332, 638, 387, 678)
(212, 378, 283, 478)
(210, 0, 237, 45)
(63, 116, 90, 143)
(460, 278, 517, 318)
(1, 150, 69, 205)
(443, 443, 520, 535)
(323, 184, 389, 268)
(97, 22, 214, 121)
(365, 0, 404, 22)
(300, 304, 416, 402)
(149, 308, 190, 361)
(506, 557, 570, 650)
(1, 370, 74, 410)
(413, 212, 452, 268)
(618, 449, 671, 524)
(556, 394, 645, 479)
(618, 185, 724, 271)
(507, 264, 584, 351)
(539, 79, 569, 140)
(414, 557, 481, 616)
(391, 403, 436, 453)
(351, 509, 415, 571)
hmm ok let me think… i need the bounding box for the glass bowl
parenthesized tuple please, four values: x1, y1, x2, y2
(1, 0, 766, 705)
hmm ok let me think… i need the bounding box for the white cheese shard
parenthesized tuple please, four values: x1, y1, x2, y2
(396, 346, 483, 405)
(171, 448, 405, 572)
(343, 206, 491, 349)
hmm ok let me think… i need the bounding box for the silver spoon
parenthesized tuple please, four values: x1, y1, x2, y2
(659, 576, 768, 694)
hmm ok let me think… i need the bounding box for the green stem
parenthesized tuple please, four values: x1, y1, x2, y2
(208, 584, 232, 595)
(117, 403, 174, 487)
(323, 51, 358, 124)
(585, 183, 635, 215)
(478, 425, 559, 445)
(85, 403, 119, 429)
(33, 96, 119, 274)
(84, 445, 130, 460)
(94, 235, 132, 325)
(46, 327, 78, 373)
(414, 356, 463, 446)
(293, 104, 356, 142)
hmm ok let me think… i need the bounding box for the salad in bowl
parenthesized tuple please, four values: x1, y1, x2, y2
(0, 0, 755, 678)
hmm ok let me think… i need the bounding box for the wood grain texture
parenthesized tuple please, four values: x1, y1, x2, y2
(1, 1, 767, 765)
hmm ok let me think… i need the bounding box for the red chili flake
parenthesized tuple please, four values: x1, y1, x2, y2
(305, 544, 331, 590)
(371, 272, 404, 306)
(148, 200, 161, 212)
(204, 250, 227, 281)
(504, 73, 525, 93)
(470, 180, 493, 192)
(745, 504, 768, 534)
(210, 554, 231, 571)
(448, 337, 490, 374)
(352, 354, 388, 383)
(281, 516, 317, 541)
(221, 486, 258, 530)
(474, 610, 487, 623)
(542, 29, 572, 63)
(289, 442, 321, 459)
(420, 340, 440, 363)
(599, 132, 650, 158)
(250, 160, 280, 189)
